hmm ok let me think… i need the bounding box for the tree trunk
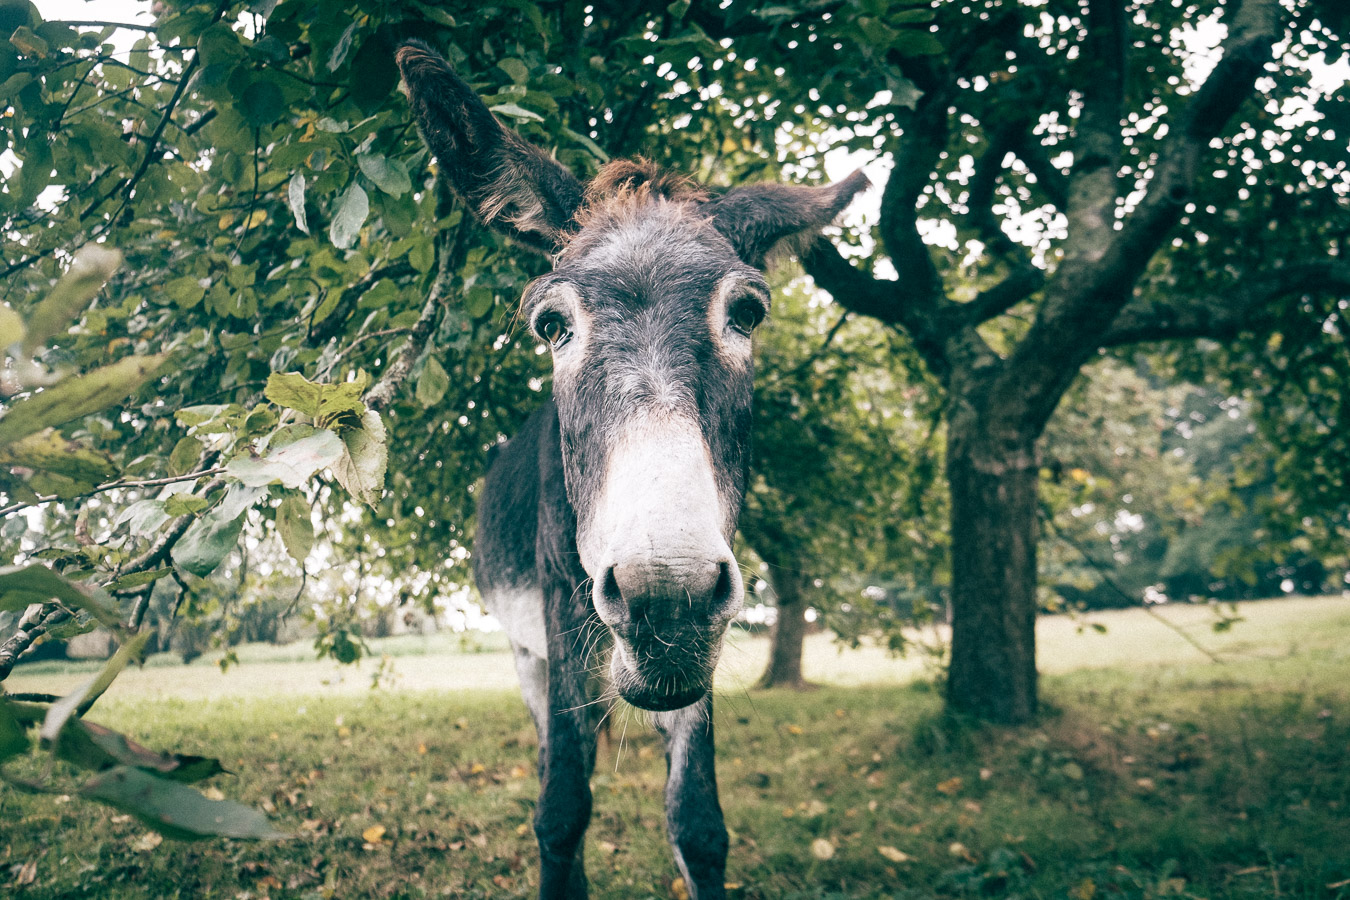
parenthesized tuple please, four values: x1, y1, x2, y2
(944, 420, 1040, 724)
(756, 568, 814, 690)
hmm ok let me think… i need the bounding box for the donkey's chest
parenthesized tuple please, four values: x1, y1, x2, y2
(482, 587, 548, 660)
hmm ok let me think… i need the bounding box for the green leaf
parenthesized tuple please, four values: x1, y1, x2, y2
(164, 276, 206, 309)
(0, 304, 26, 349)
(275, 493, 314, 564)
(22, 245, 123, 356)
(162, 495, 209, 517)
(332, 409, 386, 507)
(169, 435, 203, 475)
(171, 485, 264, 577)
(0, 428, 116, 487)
(0, 564, 121, 630)
(357, 153, 412, 197)
(40, 632, 151, 747)
(80, 766, 286, 840)
(327, 20, 358, 72)
(0, 699, 29, 764)
(104, 567, 173, 591)
(225, 430, 345, 488)
(464, 285, 494, 318)
(288, 172, 309, 234)
(239, 78, 284, 127)
(561, 126, 610, 163)
(489, 103, 545, 123)
(264, 371, 322, 418)
(415, 356, 450, 408)
(329, 181, 369, 250)
(0, 354, 167, 449)
(497, 58, 529, 84)
(54, 718, 225, 783)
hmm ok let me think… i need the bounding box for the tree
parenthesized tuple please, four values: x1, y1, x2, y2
(675, 0, 1350, 722)
(741, 280, 944, 688)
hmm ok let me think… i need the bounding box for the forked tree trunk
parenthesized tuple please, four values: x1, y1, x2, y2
(944, 419, 1040, 724)
(756, 567, 813, 690)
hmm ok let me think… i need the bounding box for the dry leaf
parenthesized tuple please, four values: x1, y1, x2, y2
(936, 776, 963, 795)
(786, 724, 804, 735)
(362, 825, 386, 844)
(417, 742, 428, 755)
(877, 846, 911, 863)
(671, 875, 690, 899)
(811, 838, 836, 860)
(132, 832, 163, 852)
(15, 860, 37, 886)
(469, 762, 486, 774)
(509, 764, 529, 778)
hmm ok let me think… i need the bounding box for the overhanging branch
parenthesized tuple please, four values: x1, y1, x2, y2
(1100, 260, 1350, 347)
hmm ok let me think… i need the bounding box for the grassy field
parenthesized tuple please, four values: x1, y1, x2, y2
(3, 595, 1349, 899)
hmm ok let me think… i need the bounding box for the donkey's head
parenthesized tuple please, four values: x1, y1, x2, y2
(399, 42, 866, 711)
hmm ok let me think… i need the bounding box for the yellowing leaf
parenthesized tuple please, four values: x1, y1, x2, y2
(362, 824, 386, 843)
(811, 838, 836, 860)
(132, 831, 163, 852)
(469, 762, 486, 774)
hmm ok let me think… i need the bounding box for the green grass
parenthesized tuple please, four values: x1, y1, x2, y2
(3, 595, 1350, 899)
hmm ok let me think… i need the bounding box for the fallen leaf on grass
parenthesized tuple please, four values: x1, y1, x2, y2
(362, 825, 386, 844)
(132, 832, 163, 852)
(786, 724, 804, 735)
(877, 846, 911, 863)
(597, 840, 619, 854)
(949, 841, 977, 862)
(469, 762, 486, 774)
(14, 860, 37, 886)
(936, 776, 963, 795)
(671, 875, 690, 899)
(811, 838, 836, 860)
(509, 764, 529, 778)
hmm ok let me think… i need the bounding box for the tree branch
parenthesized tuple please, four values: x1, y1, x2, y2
(0, 467, 225, 518)
(364, 241, 458, 414)
(1100, 260, 1350, 347)
(1004, 0, 1288, 427)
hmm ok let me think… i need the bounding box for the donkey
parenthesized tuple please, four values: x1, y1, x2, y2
(396, 41, 867, 899)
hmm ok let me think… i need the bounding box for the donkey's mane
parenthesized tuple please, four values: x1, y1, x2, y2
(559, 159, 714, 258)
(583, 158, 706, 206)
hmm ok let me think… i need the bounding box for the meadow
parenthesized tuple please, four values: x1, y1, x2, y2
(3, 595, 1349, 899)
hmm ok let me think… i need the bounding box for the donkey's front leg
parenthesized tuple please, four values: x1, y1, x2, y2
(535, 588, 598, 899)
(654, 697, 728, 900)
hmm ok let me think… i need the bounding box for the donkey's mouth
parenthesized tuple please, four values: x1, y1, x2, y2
(609, 639, 714, 712)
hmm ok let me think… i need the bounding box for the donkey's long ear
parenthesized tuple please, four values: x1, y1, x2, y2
(703, 170, 870, 268)
(396, 41, 584, 254)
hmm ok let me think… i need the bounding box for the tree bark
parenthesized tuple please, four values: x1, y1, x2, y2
(944, 417, 1040, 724)
(756, 567, 814, 690)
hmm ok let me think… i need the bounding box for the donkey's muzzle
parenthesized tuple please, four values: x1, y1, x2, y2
(595, 548, 743, 631)
(593, 545, 744, 711)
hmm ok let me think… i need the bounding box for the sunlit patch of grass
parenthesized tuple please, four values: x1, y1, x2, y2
(3, 596, 1349, 898)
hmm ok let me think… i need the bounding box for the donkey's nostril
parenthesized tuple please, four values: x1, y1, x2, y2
(597, 566, 624, 619)
(712, 561, 736, 614)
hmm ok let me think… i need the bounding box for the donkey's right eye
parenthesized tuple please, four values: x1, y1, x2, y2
(537, 314, 570, 347)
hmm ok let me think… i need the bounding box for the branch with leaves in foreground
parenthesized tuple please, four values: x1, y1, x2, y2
(0, 229, 443, 839)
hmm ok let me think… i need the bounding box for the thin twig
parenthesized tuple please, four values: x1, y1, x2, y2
(0, 467, 226, 518)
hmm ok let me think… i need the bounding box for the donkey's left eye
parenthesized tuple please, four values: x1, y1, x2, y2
(729, 301, 765, 336)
